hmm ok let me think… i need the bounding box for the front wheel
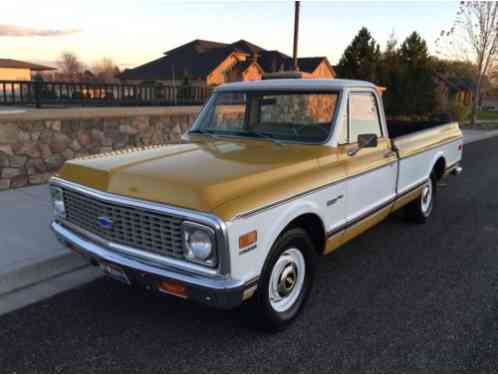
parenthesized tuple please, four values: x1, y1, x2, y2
(404, 175, 436, 223)
(246, 228, 316, 331)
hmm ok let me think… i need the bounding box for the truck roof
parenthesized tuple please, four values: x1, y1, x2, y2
(215, 78, 377, 92)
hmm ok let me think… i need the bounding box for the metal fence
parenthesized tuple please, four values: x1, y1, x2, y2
(0, 80, 211, 108)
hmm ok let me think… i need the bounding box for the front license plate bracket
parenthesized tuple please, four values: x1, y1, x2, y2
(99, 262, 131, 285)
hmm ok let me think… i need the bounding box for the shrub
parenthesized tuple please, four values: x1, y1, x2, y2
(447, 100, 470, 123)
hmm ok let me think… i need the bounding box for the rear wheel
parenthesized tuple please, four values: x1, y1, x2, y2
(404, 175, 436, 223)
(246, 228, 316, 331)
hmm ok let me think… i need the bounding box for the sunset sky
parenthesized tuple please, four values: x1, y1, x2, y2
(0, 1, 457, 69)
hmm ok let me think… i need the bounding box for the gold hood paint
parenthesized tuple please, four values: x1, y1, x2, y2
(56, 138, 343, 220)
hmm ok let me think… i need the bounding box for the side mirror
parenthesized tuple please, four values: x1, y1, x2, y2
(357, 133, 378, 148)
(348, 134, 378, 156)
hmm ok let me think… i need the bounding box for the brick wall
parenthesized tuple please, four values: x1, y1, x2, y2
(0, 106, 203, 190)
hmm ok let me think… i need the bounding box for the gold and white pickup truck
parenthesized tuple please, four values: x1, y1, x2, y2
(50, 79, 463, 330)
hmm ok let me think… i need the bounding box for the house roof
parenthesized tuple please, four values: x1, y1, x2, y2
(121, 45, 239, 81)
(258, 54, 332, 75)
(120, 39, 333, 82)
(0, 58, 55, 71)
(164, 39, 228, 55)
(230, 39, 265, 55)
(296, 57, 326, 73)
(257, 50, 291, 72)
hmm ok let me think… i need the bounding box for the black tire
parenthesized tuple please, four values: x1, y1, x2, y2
(245, 228, 316, 332)
(404, 173, 437, 224)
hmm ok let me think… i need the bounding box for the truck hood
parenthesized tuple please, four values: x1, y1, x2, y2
(56, 138, 324, 219)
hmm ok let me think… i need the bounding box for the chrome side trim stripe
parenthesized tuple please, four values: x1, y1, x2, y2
(326, 198, 394, 238)
(234, 177, 345, 220)
(235, 160, 397, 220)
(326, 180, 427, 238)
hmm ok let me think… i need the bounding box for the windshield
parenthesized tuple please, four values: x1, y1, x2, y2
(191, 90, 339, 144)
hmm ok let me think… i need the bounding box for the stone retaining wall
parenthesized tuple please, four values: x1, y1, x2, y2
(0, 106, 203, 190)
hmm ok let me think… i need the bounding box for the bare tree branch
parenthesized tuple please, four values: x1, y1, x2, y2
(437, 1, 498, 125)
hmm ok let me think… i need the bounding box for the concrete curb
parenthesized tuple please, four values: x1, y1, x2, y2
(0, 252, 89, 296)
(0, 265, 101, 316)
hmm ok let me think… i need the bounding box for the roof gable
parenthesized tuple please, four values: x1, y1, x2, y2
(229, 39, 265, 55)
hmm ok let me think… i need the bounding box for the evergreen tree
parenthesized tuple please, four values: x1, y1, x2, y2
(398, 32, 437, 116)
(336, 27, 381, 82)
(379, 32, 402, 116)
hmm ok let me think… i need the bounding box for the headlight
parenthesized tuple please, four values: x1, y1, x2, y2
(49, 186, 65, 219)
(182, 222, 216, 267)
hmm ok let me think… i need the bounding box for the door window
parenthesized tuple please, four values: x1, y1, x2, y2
(336, 97, 349, 145)
(350, 93, 382, 143)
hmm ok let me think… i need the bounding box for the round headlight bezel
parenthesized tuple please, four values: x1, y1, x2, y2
(50, 186, 66, 219)
(182, 221, 217, 267)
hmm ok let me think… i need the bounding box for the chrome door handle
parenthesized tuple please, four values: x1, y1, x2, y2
(384, 150, 396, 158)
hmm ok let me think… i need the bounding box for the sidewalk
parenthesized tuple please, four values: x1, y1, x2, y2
(0, 127, 496, 315)
(462, 128, 498, 144)
(0, 185, 100, 314)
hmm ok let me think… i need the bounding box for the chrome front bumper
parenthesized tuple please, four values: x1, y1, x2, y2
(51, 221, 254, 309)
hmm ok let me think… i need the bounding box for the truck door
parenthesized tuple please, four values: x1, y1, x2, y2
(342, 91, 397, 234)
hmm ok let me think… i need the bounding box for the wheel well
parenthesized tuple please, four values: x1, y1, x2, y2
(283, 213, 326, 254)
(433, 157, 446, 181)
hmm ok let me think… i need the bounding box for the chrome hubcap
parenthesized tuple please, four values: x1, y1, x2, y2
(421, 180, 433, 214)
(277, 263, 297, 297)
(268, 248, 306, 312)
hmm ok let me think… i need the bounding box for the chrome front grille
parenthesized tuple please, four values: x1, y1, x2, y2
(62, 188, 184, 259)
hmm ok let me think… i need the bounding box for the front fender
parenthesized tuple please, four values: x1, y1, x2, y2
(260, 200, 325, 259)
(227, 198, 327, 281)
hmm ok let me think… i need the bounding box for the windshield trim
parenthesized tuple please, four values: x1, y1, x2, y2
(190, 89, 344, 146)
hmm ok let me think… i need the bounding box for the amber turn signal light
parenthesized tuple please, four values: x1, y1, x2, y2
(158, 280, 187, 299)
(239, 230, 257, 249)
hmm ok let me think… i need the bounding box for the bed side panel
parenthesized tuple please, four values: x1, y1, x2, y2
(393, 123, 463, 193)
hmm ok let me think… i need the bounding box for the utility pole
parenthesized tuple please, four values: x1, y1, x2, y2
(292, 1, 300, 71)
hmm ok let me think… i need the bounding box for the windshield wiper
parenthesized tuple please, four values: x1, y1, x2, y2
(246, 131, 285, 146)
(188, 129, 222, 140)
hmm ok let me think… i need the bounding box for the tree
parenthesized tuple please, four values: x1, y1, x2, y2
(398, 32, 437, 116)
(336, 27, 381, 82)
(92, 57, 120, 83)
(437, 2, 498, 125)
(379, 32, 403, 116)
(56, 51, 83, 80)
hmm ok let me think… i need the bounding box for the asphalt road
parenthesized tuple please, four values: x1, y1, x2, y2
(1, 138, 497, 372)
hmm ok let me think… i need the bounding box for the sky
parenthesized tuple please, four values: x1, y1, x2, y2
(0, 1, 458, 69)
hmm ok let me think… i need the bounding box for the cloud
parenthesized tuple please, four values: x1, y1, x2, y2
(0, 24, 81, 37)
